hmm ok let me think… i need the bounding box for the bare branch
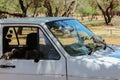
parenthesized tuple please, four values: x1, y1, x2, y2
(62, 1, 76, 17)
(26, 1, 33, 9)
(0, 10, 22, 17)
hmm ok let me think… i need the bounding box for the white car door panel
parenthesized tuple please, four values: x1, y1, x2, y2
(0, 25, 66, 80)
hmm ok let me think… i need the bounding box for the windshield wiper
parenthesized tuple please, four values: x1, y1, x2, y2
(90, 36, 115, 52)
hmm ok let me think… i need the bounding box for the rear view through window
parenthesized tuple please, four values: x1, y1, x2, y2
(2, 26, 60, 61)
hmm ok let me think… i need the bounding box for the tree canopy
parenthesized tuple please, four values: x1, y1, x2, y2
(0, 0, 120, 25)
(0, 0, 77, 17)
(95, 0, 120, 24)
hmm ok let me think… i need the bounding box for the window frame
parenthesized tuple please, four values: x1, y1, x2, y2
(2, 23, 61, 60)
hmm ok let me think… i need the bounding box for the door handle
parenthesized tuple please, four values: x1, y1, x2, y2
(0, 65, 15, 68)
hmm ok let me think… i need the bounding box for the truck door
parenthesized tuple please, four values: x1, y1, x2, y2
(0, 25, 66, 80)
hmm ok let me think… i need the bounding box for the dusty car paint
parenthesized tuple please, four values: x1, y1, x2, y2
(0, 17, 120, 80)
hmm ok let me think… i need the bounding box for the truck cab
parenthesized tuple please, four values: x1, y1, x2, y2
(0, 17, 120, 80)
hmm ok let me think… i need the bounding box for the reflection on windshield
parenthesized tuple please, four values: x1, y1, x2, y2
(46, 19, 103, 56)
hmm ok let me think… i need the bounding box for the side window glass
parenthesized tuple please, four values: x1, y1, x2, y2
(39, 29, 60, 60)
(3, 27, 14, 53)
(6, 27, 18, 45)
(2, 26, 60, 60)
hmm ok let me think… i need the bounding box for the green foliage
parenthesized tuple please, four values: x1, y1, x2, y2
(96, 0, 120, 11)
(0, 0, 21, 12)
(76, 0, 99, 16)
(46, 0, 65, 16)
(0, 0, 120, 18)
(83, 20, 105, 26)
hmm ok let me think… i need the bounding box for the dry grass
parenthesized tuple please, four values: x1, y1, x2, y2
(88, 26, 120, 45)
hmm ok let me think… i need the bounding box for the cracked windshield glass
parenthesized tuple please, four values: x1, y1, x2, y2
(46, 19, 104, 56)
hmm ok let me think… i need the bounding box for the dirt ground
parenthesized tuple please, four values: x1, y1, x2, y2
(89, 26, 120, 45)
(105, 37, 120, 45)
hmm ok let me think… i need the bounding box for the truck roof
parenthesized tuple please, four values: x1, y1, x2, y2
(0, 17, 73, 24)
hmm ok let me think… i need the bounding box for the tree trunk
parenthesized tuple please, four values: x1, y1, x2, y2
(96, 0, 114, 25)
(18, 0, 33, 35)
(54, 7, 59, 17)
(0, 10, 23, 17)
(62, 1, 76, 17)
(17, 27, 23, 35)
(43, 0, 53, 16)
(19, 0, 27, 17)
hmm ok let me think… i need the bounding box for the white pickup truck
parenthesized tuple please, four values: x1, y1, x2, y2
(0, 17, 120, 80)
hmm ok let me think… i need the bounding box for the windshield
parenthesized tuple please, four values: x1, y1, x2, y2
(46, 19, 103, 56)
